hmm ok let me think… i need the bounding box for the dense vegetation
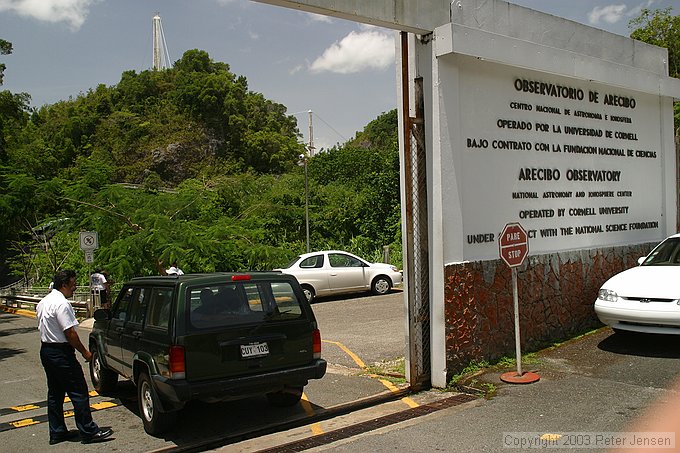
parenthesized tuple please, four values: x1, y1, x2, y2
(0, 49, 401, 285)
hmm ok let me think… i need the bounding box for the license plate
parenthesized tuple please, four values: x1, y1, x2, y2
(240, 342, 269, 358)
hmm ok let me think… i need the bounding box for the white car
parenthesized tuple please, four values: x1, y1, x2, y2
(595, 234, 680, 335)
(275, 250, 402, 302)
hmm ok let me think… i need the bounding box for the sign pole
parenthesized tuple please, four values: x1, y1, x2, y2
(512, 267, 522, 377)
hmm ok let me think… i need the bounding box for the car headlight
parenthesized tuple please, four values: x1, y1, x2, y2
(598, 289, 619, 302)
(389, 265, 398, 272)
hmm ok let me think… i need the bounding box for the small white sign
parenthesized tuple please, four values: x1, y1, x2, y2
(84, 250, 94, 264)
(79, 231, 98, 251)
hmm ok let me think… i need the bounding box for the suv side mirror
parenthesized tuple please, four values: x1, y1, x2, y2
(637, 256, 646, 265)
(93, 308, 112, 321)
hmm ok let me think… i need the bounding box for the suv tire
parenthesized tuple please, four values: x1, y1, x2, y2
(138, 372, 176, 435)
(89, 348, 118, 395)
(266, 386, 303, 407)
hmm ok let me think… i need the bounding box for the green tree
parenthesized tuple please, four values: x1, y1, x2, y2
(629, 7, 680, 129)
(0, 91, 31, 163)
(629, 7, 679, 78)
(0, 38, 12, 85)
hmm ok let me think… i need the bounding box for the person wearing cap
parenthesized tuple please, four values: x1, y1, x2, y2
(37, 270, 114, 445)
(166, 261, 184, 276)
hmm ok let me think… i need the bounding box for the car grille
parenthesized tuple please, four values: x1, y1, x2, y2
(622, 297, 677, 303)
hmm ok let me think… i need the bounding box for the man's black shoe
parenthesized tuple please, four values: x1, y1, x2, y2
(49, 430, 79, 445)
(81, 428, 114, 444)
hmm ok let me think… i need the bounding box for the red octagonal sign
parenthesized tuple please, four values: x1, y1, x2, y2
(499, 222, 529, 268)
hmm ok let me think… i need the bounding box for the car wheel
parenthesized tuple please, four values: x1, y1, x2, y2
(138, 372, 176, 435)
(371, 276, 392, 295)
(267, 386, 303, 407)
(301, 285, 315, 303)
(89, 348, 118, 395)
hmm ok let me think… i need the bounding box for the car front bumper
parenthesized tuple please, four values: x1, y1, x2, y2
(594, 299, 680, 334)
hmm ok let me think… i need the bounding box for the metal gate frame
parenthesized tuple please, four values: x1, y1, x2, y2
(401, 32, 431, 390)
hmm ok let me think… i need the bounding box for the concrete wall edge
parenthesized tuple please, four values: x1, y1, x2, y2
(435, 23, 680, 99)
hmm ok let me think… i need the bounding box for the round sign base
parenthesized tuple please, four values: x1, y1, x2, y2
(500, 371, 540, 384)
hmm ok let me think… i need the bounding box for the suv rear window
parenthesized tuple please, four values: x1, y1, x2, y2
(188, 281, 302, 329)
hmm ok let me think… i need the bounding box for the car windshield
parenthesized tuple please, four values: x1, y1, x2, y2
(188, 281, 302, 329)
(641, 237, 680, 266)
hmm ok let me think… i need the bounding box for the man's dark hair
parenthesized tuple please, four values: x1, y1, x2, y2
(53, 270, 76, 290)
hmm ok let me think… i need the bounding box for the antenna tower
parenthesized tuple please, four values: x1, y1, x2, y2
(152, 13, 171, 70)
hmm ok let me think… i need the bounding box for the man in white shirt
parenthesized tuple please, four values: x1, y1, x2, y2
(37, 270, 114, 445)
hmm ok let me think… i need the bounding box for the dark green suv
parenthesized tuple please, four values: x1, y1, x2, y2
(88, 272, 327, 435)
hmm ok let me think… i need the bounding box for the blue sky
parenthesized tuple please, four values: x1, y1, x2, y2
(0, 0, 676, 150)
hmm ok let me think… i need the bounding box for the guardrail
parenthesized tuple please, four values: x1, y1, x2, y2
(1, 292, 91, 317)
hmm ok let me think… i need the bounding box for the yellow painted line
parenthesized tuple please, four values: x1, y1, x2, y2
(377, 378, 419, 408)
(322, 340, 366, 369)
(323, 340, 418, 409)
(10, 418, 39, 428)
(301, 393, 324, 435)
(63, 410, 74, 418)
(10, 404, 39, 412)
(541, 433, 563, 441)
(91, 401, 118, 410)
(64, 392, 97, 403)
(0, 306, 36, 319)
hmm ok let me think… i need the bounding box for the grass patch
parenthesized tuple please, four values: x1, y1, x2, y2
(445, 352, 542, 398)
(363, 357, 407, 384)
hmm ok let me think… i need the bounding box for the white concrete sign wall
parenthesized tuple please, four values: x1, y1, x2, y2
(450, 55, 664, 260)
(432, 14, 680, 266)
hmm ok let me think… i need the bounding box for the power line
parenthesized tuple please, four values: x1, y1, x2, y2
(289, 110, 348, 150)
(312, 111, 347, 143)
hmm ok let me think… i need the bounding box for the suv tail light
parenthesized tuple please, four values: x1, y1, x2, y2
(169, 345, 186, 379)
(312, 328, 321, 359)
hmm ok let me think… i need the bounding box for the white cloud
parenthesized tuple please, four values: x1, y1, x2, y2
(587, 4, 628, 25)
(310, 29, 394, 74)
(289, 64, 304, 75)
(305, 12, 332, 23)
(0, 0, 97, 30)
(626, 0, 657, 18)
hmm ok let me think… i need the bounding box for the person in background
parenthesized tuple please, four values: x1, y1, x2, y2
(89, 267, 107, 308)
(36, 270, 114, 445)
(101, 269, 112, 308)
(166, 261, 184, 276)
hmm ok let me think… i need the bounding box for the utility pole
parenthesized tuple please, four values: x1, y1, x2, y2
(308, 110, 314, 157)
(304, 157, 310, 253)
(305, 110, 313, 252)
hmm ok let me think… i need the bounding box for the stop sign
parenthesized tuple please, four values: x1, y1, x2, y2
(499, 222, 528, 267)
